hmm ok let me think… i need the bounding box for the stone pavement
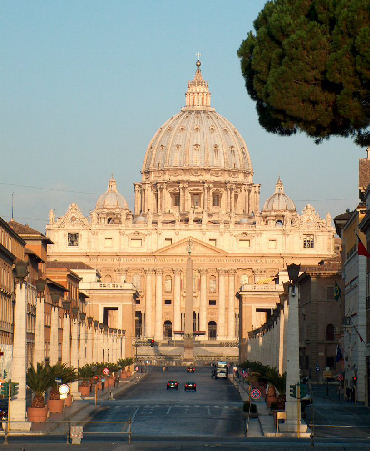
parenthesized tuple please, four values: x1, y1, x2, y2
(229, 375, 276, 438)
(2, 371, 147, 436)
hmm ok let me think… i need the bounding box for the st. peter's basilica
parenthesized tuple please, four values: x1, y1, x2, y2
(46, 60, 335, 361)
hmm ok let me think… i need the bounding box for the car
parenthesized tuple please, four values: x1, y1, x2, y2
(184, 381, 196, 391)
(167, 380, 179, 390)
(0, 399, 8, 421)
(186, 367, 195, 373)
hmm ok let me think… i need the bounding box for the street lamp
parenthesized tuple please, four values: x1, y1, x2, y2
(287, 263, 300, 296)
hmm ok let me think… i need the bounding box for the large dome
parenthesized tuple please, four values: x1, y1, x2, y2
(263, 177, 296, 212)
(96, 176, 129, 210)
(142, 61, 252, 175)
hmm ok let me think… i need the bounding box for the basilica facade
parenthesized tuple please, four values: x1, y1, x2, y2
(46, 60, 335, 358)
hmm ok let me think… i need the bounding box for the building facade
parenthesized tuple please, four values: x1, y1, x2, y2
(46, 60, 335, 361)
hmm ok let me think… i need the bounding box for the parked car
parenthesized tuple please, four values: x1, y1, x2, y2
(184, 382, 196, 391)
(186, 367, 195, 373)
(0, 399, 8, 421)
(167, 380, 179, 390)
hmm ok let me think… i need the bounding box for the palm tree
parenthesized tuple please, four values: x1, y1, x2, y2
(48, 363, 77, 399)
(26, 363, 52, 408)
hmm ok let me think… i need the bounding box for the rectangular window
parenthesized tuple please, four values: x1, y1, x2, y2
(164, 238, 172, 246)
(209, 239, 217, 246)
(173, 194, 180, 207)
(213, 194, 220, 207)
(164, 299, 172, 305)
(268, 240, 277, 249)
(209, 300, 216, 306)
(239, 239, 250, 249)
(303, 234, 314, 248)
(68, 233, 79, 247)
(104, 237, 113, 248)
(130, 238, 142, 248)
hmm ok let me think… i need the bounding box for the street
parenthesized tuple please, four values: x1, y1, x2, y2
(84, 366, 244, 439)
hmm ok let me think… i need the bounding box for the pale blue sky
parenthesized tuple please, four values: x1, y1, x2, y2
(0, 0, 360, 231)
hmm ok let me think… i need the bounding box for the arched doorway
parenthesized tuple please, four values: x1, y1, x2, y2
(163, 320, 173, 338)
(208, 321, 217, 340)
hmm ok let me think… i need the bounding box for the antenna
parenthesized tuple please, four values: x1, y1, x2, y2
(11, 192, 14, 220)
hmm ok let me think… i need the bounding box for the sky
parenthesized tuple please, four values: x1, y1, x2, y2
(0, 0, 362, 232)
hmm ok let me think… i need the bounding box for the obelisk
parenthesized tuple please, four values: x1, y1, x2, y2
(183, 239, 194, 363)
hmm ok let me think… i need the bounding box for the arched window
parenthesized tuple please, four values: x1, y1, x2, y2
(107, 217, 114, 224)
(326, 324, 335, 341)
(164, 276, 172, 293)
(103, 274, 112, 283)
(213, 193, 220, 207)
(208, 321, 217, 340)
(276, 220, 283, 227)
(163, 320, 172, 338)
(209, 275, 217, 293)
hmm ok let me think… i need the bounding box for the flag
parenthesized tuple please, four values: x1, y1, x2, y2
(334, 282, 341, 301)
(357, 234, 370, 258)
(336, 345, 343, 362)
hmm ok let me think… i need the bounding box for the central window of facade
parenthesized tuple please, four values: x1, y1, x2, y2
(192, 194, 201, 208)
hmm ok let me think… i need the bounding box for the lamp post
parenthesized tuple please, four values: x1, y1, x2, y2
(280, 263, 308, 436)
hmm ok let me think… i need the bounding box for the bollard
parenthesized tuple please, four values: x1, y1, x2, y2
(70, 425, 83, 445)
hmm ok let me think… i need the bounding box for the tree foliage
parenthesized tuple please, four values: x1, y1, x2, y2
(237, 0, 369, 146)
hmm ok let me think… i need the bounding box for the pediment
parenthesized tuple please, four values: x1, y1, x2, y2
(55, 203, 90, 229)
(155, 237, 227, 255)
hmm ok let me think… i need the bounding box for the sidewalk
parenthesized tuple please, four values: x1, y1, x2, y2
(3, 371, 147, 436)
(229, 375, 276, 438)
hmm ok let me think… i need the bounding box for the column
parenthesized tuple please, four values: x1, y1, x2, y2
(70, 319, 80, 398)
(86, 323, 93, 364)
(33, 293, 45, 365)
(49, 305, 59, 365)
(145, 270, 153, 338)
(93, 327, 99, 362)
(280, 285, 307, 434)
(203, 184, 208, 209)
(228, 271, 236, 339)
(62, 314, 71, 365)
(79, 320, 86, 366)
(218, 270, 226, 339)
(121, 334, 126, 359)
(154, 270, 163, 341)
(173, 270, 181, 332)
(134, 185, 140, 215)
(199, 270, 207, 338)
(9, 280, 31, 431)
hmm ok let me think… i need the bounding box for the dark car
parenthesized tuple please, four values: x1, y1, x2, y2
(0, 399, 8, 421)
(167, 380, 179, 390)
(186, 367, 195, 373)
(184, 381, 196, 391)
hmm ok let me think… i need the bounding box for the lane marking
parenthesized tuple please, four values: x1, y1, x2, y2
(166, 406, 171, 415)
(207, 407, 211, 416)
(131, 407, 139, 423)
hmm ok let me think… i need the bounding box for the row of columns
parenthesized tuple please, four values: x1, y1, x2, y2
(144, 268, 237, 341)
(134, 181, 260, 216)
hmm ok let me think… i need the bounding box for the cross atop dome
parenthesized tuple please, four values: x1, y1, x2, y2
(184, 56, 212, 110)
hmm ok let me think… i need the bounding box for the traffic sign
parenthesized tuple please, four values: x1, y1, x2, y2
(103, 367, 109, 375)
(250, 388, 261, 400)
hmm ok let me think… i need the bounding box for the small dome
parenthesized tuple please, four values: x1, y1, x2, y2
(96, 176, 129, 210)
(263, 178, 296, 212)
